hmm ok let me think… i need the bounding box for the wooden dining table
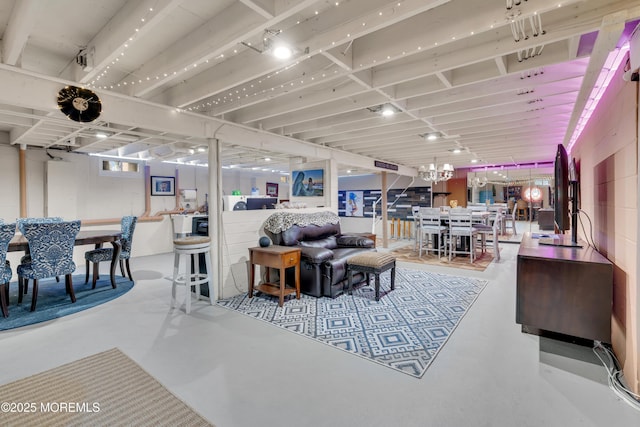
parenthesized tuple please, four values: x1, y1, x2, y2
(8, 229, 123, 289)
(438, 211, 490, 224)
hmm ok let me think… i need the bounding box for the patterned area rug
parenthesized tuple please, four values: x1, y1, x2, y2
(1, 274, 134, 331)
(218, 269, 488, 378)
(0, 348, 213, 426)
(389, 244, 496, 272)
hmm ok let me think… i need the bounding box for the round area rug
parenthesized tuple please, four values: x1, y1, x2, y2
(1, 274, 134, 331)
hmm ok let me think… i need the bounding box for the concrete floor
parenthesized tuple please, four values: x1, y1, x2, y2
(0, 237, 639, 427)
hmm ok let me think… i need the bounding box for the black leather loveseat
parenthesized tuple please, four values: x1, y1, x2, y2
(263, 211, 375, 298)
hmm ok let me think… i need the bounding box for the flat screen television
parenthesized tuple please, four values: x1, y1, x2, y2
(246, 197, 277, 210)
(553, 143, 570, 231)
(540, 144, 581, 248)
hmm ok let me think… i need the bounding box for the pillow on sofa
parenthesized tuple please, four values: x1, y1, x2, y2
(298, 235, 338, 249)
(336, 235, 375, 248)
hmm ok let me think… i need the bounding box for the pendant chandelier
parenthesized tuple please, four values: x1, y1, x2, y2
(418, 160, 454, 182)
(469, 172, 488, 188)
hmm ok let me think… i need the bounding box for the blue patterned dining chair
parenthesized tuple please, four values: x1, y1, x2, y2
(84, 216, 138, 288)
(0, 223, 16, 317)
(16, 217, 64, 295)
(17, 220, 81, 312)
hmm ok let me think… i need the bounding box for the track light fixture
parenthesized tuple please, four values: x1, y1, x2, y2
(419, 132, 441, 141)
(367, 103, 400, 117)
(241, 29, 294, 59)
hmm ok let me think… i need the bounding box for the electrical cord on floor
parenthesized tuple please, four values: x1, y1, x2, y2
(592, 340, 640, 411)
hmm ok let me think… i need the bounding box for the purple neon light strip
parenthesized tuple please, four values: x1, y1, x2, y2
(568, 43, 630, 154)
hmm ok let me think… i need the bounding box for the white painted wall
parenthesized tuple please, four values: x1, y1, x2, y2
(0, 145, 344, 291)
(0, 145, 213, 274)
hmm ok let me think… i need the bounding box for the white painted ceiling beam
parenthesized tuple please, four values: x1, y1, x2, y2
(439, 107, 572, 134)
(0, 64, 415, 175)
(71, 0, 184, 83)
(250, 92, 388, 130)
(207, 56, 336, 115)
(1, 0, 39, 66)
(413, 79, 581, 118)
(154, 48, 295, 107)
(405, 63, 586, 111)
(349, 0, 580, 71)
(442, 116, 569, 137)
(215, 123, 416, 175)
(163, 0, 448, 110)
(372, 19, 597, 90)
(301, 0, 450, 62)
(494, 56, 508, 76)
(315, 122, 430, 145)
(238, 0, 276, 19)
(391, 76, 447, 101)
(435, 71, 453, 88)
(367, 0, 633, 92)
(283, 110, 376, 136)
(156, 0, 393, 108)
(133, 0, 326, 99)
(396, 57, 586, 104)
(327, 133, 432, 151)
(131, 2, 270, 97)
(424, 94, 577, 126)
(296, 114, 416, 140)
(233, 79, 366, 123)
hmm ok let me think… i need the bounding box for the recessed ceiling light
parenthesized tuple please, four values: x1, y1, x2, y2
(381, 105, 395, 116)
(272, 45, 293, 59)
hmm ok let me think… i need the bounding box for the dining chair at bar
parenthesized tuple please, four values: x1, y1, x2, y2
(411, 206, 421, 251)
(503, 208, 517, 236)
(0, 223, 16, 317)
(488, 206, 505, 235)
(516, 199, 529, 220)
(418, 207, 448, 258)
(17, 220, 81, 312)
(448, 208, 479, 263)
(475, 210, 502, 261)
(84, 216, 138, 288)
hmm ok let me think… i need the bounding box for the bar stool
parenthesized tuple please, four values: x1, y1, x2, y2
(171, 236, 213, 314)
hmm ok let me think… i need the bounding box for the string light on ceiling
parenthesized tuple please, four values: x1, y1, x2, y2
(89, 0, 350, 91)
(88, 0, 569, 116)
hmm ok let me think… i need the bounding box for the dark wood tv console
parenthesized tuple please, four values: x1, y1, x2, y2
(516, 233, 613, 343)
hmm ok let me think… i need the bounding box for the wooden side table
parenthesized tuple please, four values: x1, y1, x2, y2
(248, 246, 301, 307)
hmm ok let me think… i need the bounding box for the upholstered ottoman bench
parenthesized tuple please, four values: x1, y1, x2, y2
(347, 252, 396, 301)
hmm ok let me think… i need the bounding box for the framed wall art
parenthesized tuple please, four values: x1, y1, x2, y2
(266, 182, 279, 197)
(151, 176, 175, 196)
(291, 169, 323, 197)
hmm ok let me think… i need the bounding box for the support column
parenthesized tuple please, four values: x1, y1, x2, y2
(381, 171, 388, 248)
(208, 138, 221, 301)
(19, 144, 27, 217)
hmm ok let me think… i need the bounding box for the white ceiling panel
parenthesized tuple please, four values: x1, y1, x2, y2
(0, 0, 638, 179)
